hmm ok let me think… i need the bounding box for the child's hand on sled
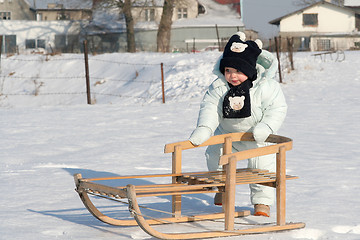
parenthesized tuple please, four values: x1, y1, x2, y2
(253, 123, 272, 144)
(189, 126, 212, 146)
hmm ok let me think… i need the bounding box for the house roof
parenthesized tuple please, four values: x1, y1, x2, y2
(132, 0, 164, 7)
(25, 0, 93, 10)
(92, 0, 243, 30)
(182, 0, 242, 27)
(269, 0, 359, 25)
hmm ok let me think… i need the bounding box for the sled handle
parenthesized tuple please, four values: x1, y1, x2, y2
(219, 137, 292, 166)
(164, 132, 292, 153)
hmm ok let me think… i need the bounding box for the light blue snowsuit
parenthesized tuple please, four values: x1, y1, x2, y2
(190, 50, 287, 205)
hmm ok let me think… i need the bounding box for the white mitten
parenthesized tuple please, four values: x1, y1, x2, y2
(253, 123, 272, 143)
(189, 126, 212, 146)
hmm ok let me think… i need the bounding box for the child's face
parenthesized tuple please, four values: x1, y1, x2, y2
(224, 67, 248, 86)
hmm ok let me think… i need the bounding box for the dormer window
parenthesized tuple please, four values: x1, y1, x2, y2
(198, 4, 205, 14)
(48, 3, 57, 9)
(178, 8, 187, 19)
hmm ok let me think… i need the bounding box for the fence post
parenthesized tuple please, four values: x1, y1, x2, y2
(0, 36, 2, 73)
(275, 37, 283, 83)
(287, 37, 294, 71)
(161, 62, 165, 104)
(83, 40, 91, 104)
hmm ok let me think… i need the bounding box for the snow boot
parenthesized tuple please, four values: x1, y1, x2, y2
(254, 204, 270, 217)
(214, 193, 223, 206)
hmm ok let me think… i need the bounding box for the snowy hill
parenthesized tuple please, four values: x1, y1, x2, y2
(1, 50, 360, 240)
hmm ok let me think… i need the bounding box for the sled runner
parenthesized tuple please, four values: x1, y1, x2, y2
(74, 132, 305, 239)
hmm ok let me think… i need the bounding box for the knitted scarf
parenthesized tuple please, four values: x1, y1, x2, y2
(223, 80, 252, 118)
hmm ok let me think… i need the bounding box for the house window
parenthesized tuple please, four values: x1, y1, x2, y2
(26, 39, 36, 49)
(0, 12, 11, 20)
(317, 39, 331, 51)
(356, 14, 360, 31)
(299, 37, 310, 51)
(303, 13, 318, 26)
(57, 12, 70, 20)
(1, 35, 16, 53)
(54, 34, 80, 53)
(178, 8, 187, 19)
(37, 39, 46, 48)
(145, 8, 155, 21)
(25, 39, 46, 49)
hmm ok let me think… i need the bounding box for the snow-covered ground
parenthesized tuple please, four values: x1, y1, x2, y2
(1, 50, 359, 240)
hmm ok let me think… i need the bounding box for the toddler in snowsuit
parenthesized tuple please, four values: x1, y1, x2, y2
(189, 32, 287, 217)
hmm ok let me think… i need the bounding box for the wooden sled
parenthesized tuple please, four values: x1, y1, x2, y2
(74, 132, 305, 239)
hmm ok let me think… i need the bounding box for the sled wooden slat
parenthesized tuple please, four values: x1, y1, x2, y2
(135, 190, 219, 198)
(77, 180, 127, 198)
(74, 132, 305, 239)
(76, 170, 298, 198)
(83, 173, 182, 181)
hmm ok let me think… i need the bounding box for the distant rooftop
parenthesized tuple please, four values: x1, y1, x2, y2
(25, 0, 93, 9)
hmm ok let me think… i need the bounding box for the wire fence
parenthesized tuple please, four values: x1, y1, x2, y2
(0, 51, 219, 106)
(0, 39, 293, 106)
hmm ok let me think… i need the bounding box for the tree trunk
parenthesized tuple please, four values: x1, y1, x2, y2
(123, 0, 136, 52)
(157, 0, 175, 52)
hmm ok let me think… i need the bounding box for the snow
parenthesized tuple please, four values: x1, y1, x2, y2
(344, 0, 360, 7)
(1, 50, 360, 240)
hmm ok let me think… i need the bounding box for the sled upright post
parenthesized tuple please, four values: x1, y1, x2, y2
(277, 146, 287, 226)
(223, 136, 235, 230)
(74, 132, 305, 239)
(172, 145, 182, 217)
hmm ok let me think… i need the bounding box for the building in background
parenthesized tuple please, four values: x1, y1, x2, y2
(269, 0, 360, 51)
(0, 0, 246, 54)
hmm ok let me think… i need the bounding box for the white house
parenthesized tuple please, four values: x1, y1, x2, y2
(0, 0, 244, 54)
(0, 20, 91, 54)
(269, 0, 360, 51)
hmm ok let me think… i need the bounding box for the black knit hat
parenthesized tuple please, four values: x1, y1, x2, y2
(220, 32, 262, 81)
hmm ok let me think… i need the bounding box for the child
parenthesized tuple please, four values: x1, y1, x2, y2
(189, 32, 287, 217)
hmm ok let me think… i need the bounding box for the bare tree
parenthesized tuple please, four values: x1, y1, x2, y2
(122, 0, 136, 52)
(157, 0, 175, 52)
(97, 0, 188, 53)
(98, 0, 136, 52)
